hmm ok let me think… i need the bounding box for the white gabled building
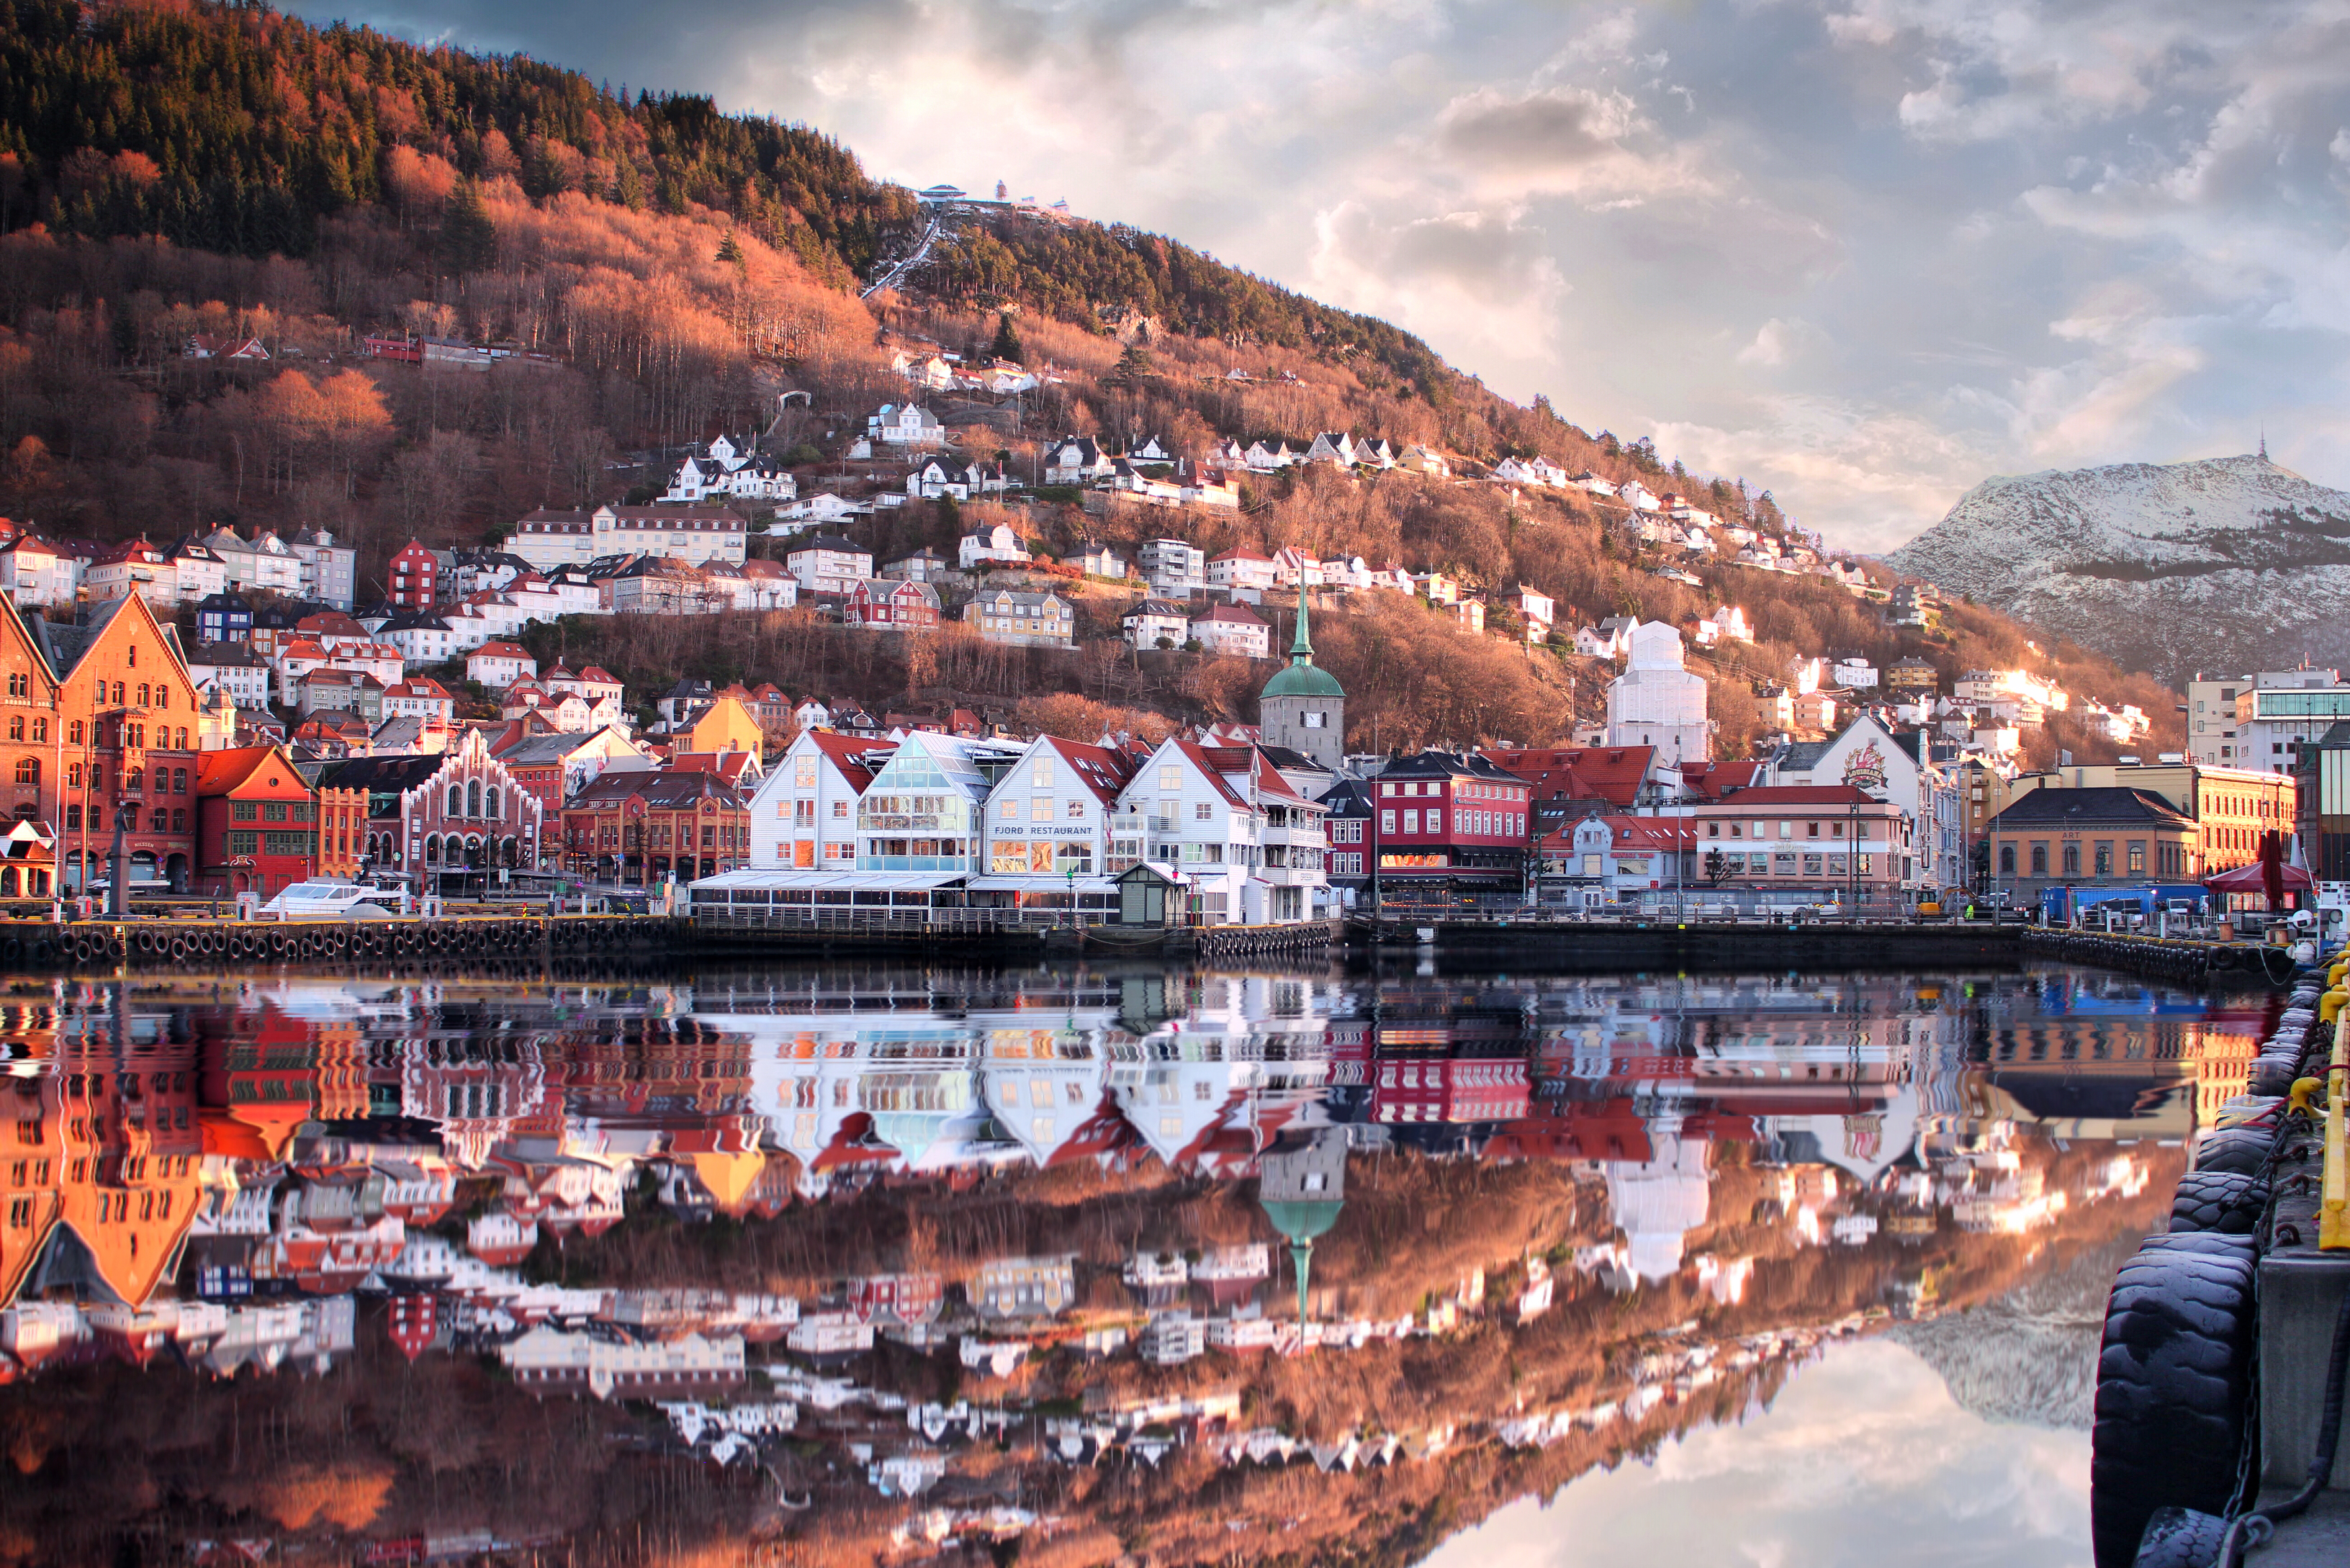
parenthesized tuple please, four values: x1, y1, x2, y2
(1206, 548, 1278, 597)
(976, 735, 1140, 911)
(1112, 738, 1326, 924)
(1123, 600, 1189, 652)
(958, 521, 1032, 570)
(747, 729, 898, 870)
(865, 403, 947, 450)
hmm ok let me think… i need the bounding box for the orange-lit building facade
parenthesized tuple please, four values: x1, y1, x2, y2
(0, 597, 203, 892)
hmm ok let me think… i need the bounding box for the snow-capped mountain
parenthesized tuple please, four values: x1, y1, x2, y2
(1887, 453, 2350, 685)
(1886, 1235, 2141, 1430)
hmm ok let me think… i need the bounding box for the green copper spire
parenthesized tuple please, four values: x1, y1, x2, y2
(1290, 583, 1314, 660)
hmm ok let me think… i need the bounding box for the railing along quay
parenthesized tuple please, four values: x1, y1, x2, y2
(688, 905, 1341, 958)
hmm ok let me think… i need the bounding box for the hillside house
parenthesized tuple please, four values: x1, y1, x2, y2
(588, 505, 749, 568)
(1305, 432, 1356, 468)
(963, 591, 1075, 649)
(383, 678, 456, 724)
(785, 534, 875, 596)
(908, 459, 981, 500)
(876, 549, 945, 584)
(1182, 469, 1242, 509)
(1516, 587, 1556, 640)
(1189, 601, 1271, 659)
(1243, 438, 1299, 472)
(1140, 540, 1206, 597)
(0, 535, 74, 608)
(1043, 437, 1113, 487)
(1271, 547, 1323, 588)
(865, 403, 947, 449)
(850, 579, 942, 630)
(1123, 601, 1190, 652)
(1076, 541, 1127, 580)
(958, 522, 1032, 570)
(1576, 616, 1639, 659)
(1207, 549, 1278, 597)
(467, 642, 537, 690)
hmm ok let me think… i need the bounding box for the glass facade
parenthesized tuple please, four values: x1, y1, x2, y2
(855, 737, 996, 872)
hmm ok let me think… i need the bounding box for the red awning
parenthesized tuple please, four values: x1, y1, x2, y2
(2202, 861, 2313, 893)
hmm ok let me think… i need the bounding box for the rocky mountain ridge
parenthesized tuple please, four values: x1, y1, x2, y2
(1887, 454, 2350, 685)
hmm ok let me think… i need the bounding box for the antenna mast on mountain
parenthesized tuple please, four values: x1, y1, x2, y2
(2259, 426, 2268, 460)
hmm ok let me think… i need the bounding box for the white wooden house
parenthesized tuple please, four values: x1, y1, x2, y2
(865, 404, 947, 449)
(1123, 601, 1190, 651)
(958, 522, 1032, 570)
(749, 729, 896, 870)
(1043, 437, 1112, 487)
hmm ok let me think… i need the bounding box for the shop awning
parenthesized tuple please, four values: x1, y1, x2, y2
(2203, 861, 2313, 893)
(689, 869, 968, 893)
(965, 875, 1121, 893)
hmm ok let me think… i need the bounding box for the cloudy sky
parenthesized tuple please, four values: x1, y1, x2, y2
(1418, 1339, 2092, 1567)
(292, 0, 2350, 552)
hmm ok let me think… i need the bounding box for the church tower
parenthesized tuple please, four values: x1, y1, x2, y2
(1258, 586, 1346, 770)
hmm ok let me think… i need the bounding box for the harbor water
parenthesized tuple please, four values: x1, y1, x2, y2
(0, 958, 2278, 1567)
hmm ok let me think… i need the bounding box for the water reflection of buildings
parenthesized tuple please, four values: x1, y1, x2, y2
(0, 968, 2234, 1397)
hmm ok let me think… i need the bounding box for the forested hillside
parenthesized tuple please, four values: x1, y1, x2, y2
(0, 0, 2183, 759)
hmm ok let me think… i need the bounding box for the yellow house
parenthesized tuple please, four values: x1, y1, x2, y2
(687, 695, 764, 756)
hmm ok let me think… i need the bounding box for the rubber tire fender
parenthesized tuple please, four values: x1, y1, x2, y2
(2130, 1507, 2229, 1568)
(2089, 1243, 2256, 1568)
(2167, 1169, 2269, 1236)
(2189, 1127, 2273, 1176)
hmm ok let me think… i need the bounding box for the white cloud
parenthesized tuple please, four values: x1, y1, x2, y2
(1418, 1339, 2092, 1568)
(297, 0, 2350, 551)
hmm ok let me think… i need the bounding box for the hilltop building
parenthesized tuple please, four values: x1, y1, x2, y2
(1606, 622, 1710, 765)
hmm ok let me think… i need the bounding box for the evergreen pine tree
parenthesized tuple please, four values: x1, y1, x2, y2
(715, 230, 743, 265)
(1106, 343, 1153, 388)
(989, 311, 1023, 364)
(438, 179, 498, 274)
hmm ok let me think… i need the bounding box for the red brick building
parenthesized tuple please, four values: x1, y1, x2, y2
(560, 769, 749, 884)
(22, 596, 202, 891)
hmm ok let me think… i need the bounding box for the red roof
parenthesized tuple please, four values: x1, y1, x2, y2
(1484, 746, 1655, 808)
(1539, 814, 1695, 852)
(1697, 785, 1886, 807)
(1198, 744, 1307, 803)
(1172, 739, 1252, 808)
(1042, 735, 1139, 807)
(1678, 760, 1766, 798)
(808, 731, 894, 792)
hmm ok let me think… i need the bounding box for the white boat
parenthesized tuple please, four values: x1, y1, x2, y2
(258, 880, 400, 919)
